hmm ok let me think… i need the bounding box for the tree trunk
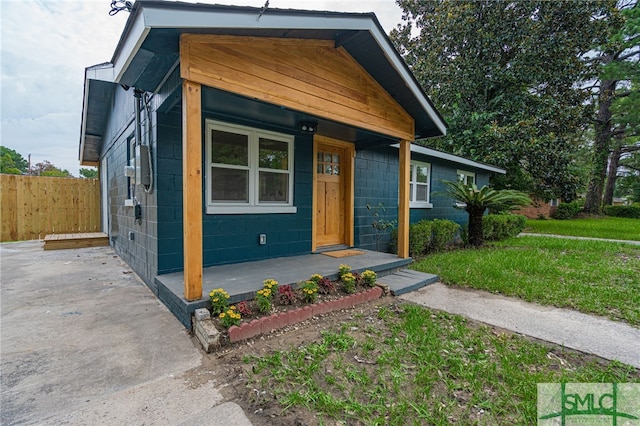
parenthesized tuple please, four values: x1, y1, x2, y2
(584, 78, 617, 215)
(467, 207, 485, 247)
(603, 146, 622, 206)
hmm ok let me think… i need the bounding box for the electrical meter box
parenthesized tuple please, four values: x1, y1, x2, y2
(135, 144, 151, 186)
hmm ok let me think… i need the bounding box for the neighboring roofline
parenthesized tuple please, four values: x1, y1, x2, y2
(109, 0, 446, 136)
(393, 143, 506, 174)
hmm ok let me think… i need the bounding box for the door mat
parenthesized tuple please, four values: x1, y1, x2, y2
(322, 249, 365, 258)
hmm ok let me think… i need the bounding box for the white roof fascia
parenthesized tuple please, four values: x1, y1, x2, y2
(392, 143, 506, 174)
(365, 22, 447, 137)
(118, 5, 447, 136)
(86, 64, 115, 83)
(113, 9, 151, 85)
(79, 79, 91, 162)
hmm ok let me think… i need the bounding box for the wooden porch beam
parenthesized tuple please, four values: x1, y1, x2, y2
(182, 80, 203, 301)
(397, 139, 411, 259)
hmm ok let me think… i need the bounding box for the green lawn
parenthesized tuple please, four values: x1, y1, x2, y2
(525, 216, 640, 241)
(246, 304, 638, 425)
(412, 236, 640, 326)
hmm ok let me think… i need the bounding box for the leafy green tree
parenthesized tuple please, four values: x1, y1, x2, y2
(441, 180, 530, 247)
(31, 161, 72, 177)
(0, 146, 28, 174)
(584, 2, 639, 213)
(391, 0, 612, 201)
(79, 168, 98, 179)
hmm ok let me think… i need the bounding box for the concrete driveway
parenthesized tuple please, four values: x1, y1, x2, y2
(0, 241, 247, 425)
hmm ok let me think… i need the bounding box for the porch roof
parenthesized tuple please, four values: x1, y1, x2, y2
(79, 1, 447, 164)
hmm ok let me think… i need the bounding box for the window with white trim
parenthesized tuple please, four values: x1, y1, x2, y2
(205, 120, 296, 214)
(457, 170, 475, 187)
(410, 161, 432, 208)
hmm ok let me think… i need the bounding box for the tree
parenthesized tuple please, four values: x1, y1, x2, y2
(79, 168, 98, 179)
(0, 146, 28, 174)
(584, 2, 639, 213)
(391, 0, 613, 201)
(31, 161, 72, 177)
(441, 180, 530, 247)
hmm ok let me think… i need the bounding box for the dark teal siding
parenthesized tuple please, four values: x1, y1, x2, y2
(155, 112, 313, 273)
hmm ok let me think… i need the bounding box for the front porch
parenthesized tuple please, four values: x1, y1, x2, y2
(154, 250, 433, 329)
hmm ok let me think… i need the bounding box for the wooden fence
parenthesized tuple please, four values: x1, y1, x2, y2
(0, 175, 100, 242)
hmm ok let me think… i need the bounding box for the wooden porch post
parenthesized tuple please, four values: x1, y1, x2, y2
(182, 80, 203, 301)
(398, 139, 411, 259)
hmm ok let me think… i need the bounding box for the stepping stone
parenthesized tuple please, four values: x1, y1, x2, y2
(380, 269, 439, 296)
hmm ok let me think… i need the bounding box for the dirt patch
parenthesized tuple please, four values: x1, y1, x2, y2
(181, 296, 636, 426)
(182, 297, 394, 425)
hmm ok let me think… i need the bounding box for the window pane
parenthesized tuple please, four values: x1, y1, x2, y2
(416, 184, 428, 202)
(333, 165, 340, 175)
(259, 138, 288, 170)
(259, 171, 289, 203)
(466, 175, 475, 186)
(416, 166, 429, 183)
(324, 153, 332, 162)
(332, 153, 340, 164)
(317, 163, 324, 174)
(211, 130, 248, 166)
(211, 167, 248, 202)
(409, 183, 414, 202)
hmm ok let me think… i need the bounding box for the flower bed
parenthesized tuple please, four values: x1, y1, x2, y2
(204, 265, 384, 344)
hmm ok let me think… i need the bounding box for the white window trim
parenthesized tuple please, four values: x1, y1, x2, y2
(410, 160, 433, 208)
(457, 170, 476, 186)
(205, 119, 296, 215)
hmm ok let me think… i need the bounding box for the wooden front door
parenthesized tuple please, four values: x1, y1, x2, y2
(314, 136, 354, 250)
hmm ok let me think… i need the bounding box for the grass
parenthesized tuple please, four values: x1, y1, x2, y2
(412, 236, 640, 326)
(525, 216, 640, 241)
(245, 304, 638, 425)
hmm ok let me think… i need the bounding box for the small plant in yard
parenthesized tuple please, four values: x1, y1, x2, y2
(237, 301, 252, 316)
(278, 284, 296, 305)
(255, 288, 273, 313)
(341, 272, 356, 294)
(361, 270, 377, 287)
(300, 280, 319, 303)
(309, 274, 323, 284)
(318, 276, 337, 294)
(218, 306, 241, 328)
(263, 279, 279, 297)
(209, 288, 230, 315)
(339, 264, 351, 276)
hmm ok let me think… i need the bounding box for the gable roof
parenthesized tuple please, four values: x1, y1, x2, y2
(80, 1, 447, 164)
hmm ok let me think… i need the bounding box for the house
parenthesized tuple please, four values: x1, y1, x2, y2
(79, 1, 504, 327)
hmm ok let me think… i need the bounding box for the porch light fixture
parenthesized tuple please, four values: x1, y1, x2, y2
(298, 120, 318, 134)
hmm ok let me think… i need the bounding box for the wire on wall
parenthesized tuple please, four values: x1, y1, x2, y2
(109, 0, 133, 16)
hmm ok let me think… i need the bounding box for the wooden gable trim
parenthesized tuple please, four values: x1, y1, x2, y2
(180, 34, 415, 141)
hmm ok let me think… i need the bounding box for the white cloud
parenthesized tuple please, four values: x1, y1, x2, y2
(0, 0, 402, 176)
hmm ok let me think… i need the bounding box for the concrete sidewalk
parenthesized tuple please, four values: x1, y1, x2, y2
(400, 283, 640, 369)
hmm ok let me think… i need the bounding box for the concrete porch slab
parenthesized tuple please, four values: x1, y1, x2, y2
(155, 249, 412, 329)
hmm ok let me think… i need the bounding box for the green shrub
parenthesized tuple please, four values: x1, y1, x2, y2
(603, 205, 640, 218)
(430, 219, 460, 252)
(483, 214, 527, 241)
(409, 220, 432, 257)
(390, 219, 460, 256)
(552, 201, 581, 220)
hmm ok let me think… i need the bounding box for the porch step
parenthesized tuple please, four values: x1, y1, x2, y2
(43, 233, 109, 250)
(379, 269, 439, 296)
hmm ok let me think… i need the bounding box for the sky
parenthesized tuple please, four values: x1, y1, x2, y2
(0, 0, 404, 176)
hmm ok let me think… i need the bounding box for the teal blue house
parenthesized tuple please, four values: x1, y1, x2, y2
(79, 2, 504, 326)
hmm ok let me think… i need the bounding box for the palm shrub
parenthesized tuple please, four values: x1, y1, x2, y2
(441, 180, 530, 247)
